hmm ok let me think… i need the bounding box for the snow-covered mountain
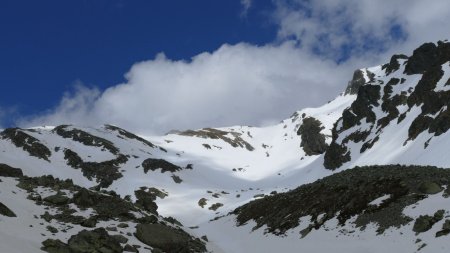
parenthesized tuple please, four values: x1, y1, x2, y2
(324, 41, 450, 170)
(1, 40, 450, 253)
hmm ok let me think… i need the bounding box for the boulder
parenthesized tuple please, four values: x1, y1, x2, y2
(67, 228, 123, 253)
(297, 117, 327, 156)
(41, 239, 72, 253)
(44, 194, 70, 205)
(418, 181, 442, 194)
(141, 158, 181, 173)
(0, 163, 23, 177)
(135, 223, 206, 253)
(134, 189, 158, 214)
(0, 202, 16, 217)
(73, 188, 97, 207)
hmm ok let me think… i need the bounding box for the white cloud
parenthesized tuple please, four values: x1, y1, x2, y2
(18, 0, 450, 134)
(240, 0, 252, 17)
(273, 0, 450, 60)
(20, 84, 101, 128)
(21, 42, 356, 134)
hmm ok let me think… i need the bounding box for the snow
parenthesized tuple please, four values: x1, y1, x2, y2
(2, 57, 450, 252)
(0, 176, 154, 253)
(0, 93, 357, 252)
(369, 194, 391, 206)
(197, 192, 450, 253)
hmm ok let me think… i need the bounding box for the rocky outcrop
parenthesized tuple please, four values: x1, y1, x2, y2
(63, 148, 127, 188)
(406, 64, 450, 140)
(323, 142, 351, 170)
(1, 128, 51, 161)
(179, 128, 254, 151)
(44, 193, 70, 205)
(324, 84, 381, 170)
(141, 158, 181, 173)
(15, 174, 205, 252)
(41, 228, 123, 253)
(105, 124, 156, 148)
(345, 69, 365, 95)
(297, 117, 327, 156)
(0, 163, 23, 177)
(413, 210, 445, 233)
(324, 41, 450, 170)
(134, 188, 159, 214)
(0, 202, 16, 217)
(53, 125, 119, 154)
(382, 54, 409, 75)
(404, 41, 450, 75)
(135, 223, 207, 253)
(234, 165, 450, 237)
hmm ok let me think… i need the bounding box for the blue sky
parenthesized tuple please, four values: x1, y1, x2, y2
(2, 0, 450, 133)
(0, 0, 274, 118)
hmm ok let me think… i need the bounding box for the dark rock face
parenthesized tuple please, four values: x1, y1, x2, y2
(53, 125, 119, 154)
(418, 181, 442, 194)
(123, 244, 138, 252)
(17, 174, 205, 253)
(413, 215, 434, 233)
(64, 148, 127, 188)
(382, 54, 409, 75)
(17, 175, 76, 193)
(141, 158, 181, 174)
(297, 117, 327, 156)
(44, 194, 70, 205)
(323, 142, 351, 170)
(68, 228, 123, 253)
(325, 84, 381, 170)
(41, 228, 123, 253)
(234, 165, 450, 237)
(17, 175, 139, 224)
(41, 239, 72, 253)
(349, 85, 381, 125)
(1, 128, 51, 161)
(413, 210, 444, 233)
(436, 220, 450, 237)
(405, 64, 450, 140)
(377, 78, 406, 129)
(135, 223, 207, 253)
(72, 189, 138, 222)
(0, 163, 23, 177)
(404, 42, 450, 75)
(0, 202, 16, 217)
(105, 125, 156, 148)
(72, 188, 97, 207)
(179, 128, 254, 151)
(324, 41, 450, 170)
(134, 189, 159, 214)
(345, 69, 373, 95)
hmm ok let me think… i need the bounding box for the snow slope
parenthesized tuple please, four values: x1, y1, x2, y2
(0, 93, 355, 252)
(2, 41, 450, 253)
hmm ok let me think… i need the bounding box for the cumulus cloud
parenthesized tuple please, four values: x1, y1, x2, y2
(273, 0, 450, 61)
(21, 42, 355, 134)
(21, 83, 101, 128)
(18, 0, 450, 134)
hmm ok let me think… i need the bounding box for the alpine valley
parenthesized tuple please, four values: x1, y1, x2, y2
(2, 41, 450, 253)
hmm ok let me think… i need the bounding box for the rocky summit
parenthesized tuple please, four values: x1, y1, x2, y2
(2, 41, 450, 253)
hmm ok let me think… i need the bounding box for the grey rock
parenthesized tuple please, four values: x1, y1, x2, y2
(0, 202, 16, 217)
